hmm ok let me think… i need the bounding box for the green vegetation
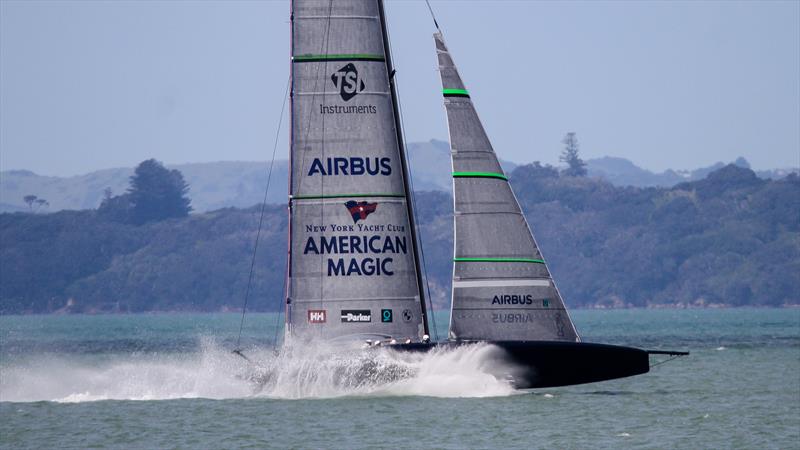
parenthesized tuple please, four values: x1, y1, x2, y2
(0, 164, 797, 314)
(559, 132, 587, 177)
(98, 159, 192, 224)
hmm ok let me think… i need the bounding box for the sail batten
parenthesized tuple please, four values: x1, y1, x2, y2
(435, 31, 580, 342)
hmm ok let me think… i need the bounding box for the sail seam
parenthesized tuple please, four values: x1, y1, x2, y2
(452, 171, 508, 180)
(292, 297, 420, 303)
(296, 15, 379, 20)
(292, 193, 405, 200)
(454, 257, 545, 264)
(293, 54, 385, 62)
(452, 307, 568, 311)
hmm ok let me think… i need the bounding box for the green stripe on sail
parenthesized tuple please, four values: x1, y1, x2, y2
(454, 257, 546, 264)
(443, 88, 470, 96)
(293, 54, 385, 62)
(293, 193, 405, 200)
(452, 172, 508, 180)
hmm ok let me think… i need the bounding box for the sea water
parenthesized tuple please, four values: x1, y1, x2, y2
(1, 309, 798, 449)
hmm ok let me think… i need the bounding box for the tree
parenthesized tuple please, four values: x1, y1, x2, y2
(127, 159, 192, 224)
(23, 195, 38, 210)
(34, 199, 49, 211)
(559, 132, 587, 177)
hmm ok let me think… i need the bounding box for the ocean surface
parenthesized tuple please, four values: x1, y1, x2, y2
(1, 309, 798, 449)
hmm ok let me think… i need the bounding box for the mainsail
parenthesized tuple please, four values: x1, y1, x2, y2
(286, 0, 427, 341)
(435, 32, 579, 342)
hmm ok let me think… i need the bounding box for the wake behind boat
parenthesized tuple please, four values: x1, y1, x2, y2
(237, 0, 686, 390)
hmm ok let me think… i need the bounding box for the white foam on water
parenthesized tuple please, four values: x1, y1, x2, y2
(0, 338, 254, 403)
(0, 339, 518, 403)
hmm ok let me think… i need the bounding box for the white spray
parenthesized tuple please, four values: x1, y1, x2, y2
(0, 338, 518, 403)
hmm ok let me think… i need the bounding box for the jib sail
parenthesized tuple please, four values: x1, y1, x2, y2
(286, 0, 427, 342)
(435, 32, 579, 342)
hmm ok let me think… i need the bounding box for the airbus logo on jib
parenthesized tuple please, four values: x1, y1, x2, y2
(331, 63, 365, 101)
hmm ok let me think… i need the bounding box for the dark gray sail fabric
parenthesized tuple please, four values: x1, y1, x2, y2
(435, 32, 579, 342)
(286, 0, 425, 342)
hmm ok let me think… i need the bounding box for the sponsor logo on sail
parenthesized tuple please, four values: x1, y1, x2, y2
(341, 310, 372, 323)
(303, 234, 407, 277)
(307, 157, 391, 177)
(381, 309, 393, 323)
(542, 298, 550, 308)
(491, 294, 533, 305)
(402, 309, 413, 323)
(345, 201, 378, 223)
(331, 63, 364, 101)
(308, 309, 327, 323)
(492, 313, 532, 323)
(320, 63, 377, 114)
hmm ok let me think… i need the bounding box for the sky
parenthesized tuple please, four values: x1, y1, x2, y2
(1, 0, 798, 176)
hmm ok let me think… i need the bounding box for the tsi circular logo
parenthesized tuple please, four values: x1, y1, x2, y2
(381, 309, 393, 323)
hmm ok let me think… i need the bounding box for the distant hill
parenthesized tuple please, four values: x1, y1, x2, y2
(1, 164, 797, 314)
(1, 141, 794, 212)
(586, 156, 798, 187)
(0, 141, 505, 213)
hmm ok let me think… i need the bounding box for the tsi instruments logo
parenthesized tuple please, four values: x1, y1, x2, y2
(307, 309, 326, 324)
(331, 63, 365, 101)
(341, 309, 372, 323)
(321, 63, 377, 115)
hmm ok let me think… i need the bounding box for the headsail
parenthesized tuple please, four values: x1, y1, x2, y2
(435, 32, 579, 342)
(286, 0, 427, 342)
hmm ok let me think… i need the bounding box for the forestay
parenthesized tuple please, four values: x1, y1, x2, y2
(435, 32, 579, 342)
(286, 0, 426, 342)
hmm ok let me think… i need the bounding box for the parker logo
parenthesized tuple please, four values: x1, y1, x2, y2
(308, 309, 326, 323)
(345, 201, 377, 223)
(331, 63, 365, 101)
(341, 309, 372, 323)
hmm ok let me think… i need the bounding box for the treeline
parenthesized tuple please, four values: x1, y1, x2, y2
(0, 164, 797, 313)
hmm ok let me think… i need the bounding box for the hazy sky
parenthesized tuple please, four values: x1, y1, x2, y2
(1, 0, 798, 176)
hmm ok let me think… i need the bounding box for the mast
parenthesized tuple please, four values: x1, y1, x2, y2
(376, 0, 430, 337)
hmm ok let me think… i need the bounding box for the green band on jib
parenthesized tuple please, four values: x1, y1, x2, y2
(443, 88, 470, 96)
(452, 172, 508, 180)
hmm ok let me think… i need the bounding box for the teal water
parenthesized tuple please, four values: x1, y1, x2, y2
(1, 309, 798, 449)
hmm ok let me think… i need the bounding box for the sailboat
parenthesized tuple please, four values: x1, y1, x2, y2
(278, 0, 685, 389)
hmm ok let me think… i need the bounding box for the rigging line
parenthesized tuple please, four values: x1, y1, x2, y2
(317, 0, 335, 317)
(235, 73, 291, 351)
(384, 22, 439, 342)
(649, 354, 685, 368)
(424, 0, 441, 31)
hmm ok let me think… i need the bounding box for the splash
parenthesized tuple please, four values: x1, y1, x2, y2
(0, 339, 518, 403)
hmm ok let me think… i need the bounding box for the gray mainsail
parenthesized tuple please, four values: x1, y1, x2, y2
(286, 0, 427, 342)
(435, 32, 579, 342)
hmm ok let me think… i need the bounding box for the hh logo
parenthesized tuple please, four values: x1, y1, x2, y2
(308, 309, 326, 323)
(345, 201, 377, 223)
(331, 63, 365, 101)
